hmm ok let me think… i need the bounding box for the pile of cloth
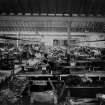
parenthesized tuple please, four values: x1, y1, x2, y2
(0, 88, 19, 104)
(48, 47, 65, 58)
(8, 77, 28, 95)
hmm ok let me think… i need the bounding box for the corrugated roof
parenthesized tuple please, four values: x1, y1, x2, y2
(0, 0, 105, 16)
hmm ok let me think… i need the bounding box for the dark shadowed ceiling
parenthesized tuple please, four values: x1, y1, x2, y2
(0, 0, 105, 16)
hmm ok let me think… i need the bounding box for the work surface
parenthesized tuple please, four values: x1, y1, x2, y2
(17, 70, 105, 78)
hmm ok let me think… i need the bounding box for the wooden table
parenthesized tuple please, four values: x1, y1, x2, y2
(76, 60, 91, 63)
(62, 66, 86, 69)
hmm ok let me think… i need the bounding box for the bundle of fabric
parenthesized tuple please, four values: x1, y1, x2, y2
(48, 47, 65, 58)
(8, 77, 28, 95)
(0, 88, 19, 104)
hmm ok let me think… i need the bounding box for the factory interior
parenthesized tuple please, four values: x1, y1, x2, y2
(0, 0, 105, 105)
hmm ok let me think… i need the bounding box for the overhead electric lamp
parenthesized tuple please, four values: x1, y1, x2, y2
(48, 14, 55, 16)
(80, 14, 85, 17)
(1, 12, 7, 15)
(85, 30, 89, 33)
(25, 13, 31, 16)
(63, 14, 69, 16)
(9, 13, 15, 15)
(56, 14, 62, 16)
(33, 13, 39, 16)
(17, 13, 23, 15)
(97, 14, 102, 17)
(40, 13, 47, 16)
(89, 14, 94, 17)
(72, 14, 78, 16)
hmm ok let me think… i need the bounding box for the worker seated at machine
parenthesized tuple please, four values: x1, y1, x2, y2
(70, 58, 76, 67)
(40, 53, 50, 74)
(35, 51, 42, 59)
(26, 55, 40, 71)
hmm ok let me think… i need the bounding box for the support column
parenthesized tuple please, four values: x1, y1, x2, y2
(67, 21, 72, 71)
(67, 21, 71, 54)
(16, 33, 19, 47)
(67, 22, 72, 100)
